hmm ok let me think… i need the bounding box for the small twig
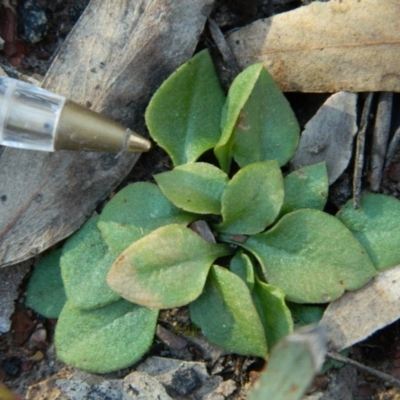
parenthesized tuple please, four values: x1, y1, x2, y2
(327, 351, 400, 388)
(370, 92, 393, 192)
(353, 93, 374, 208)
(208, 18, 241, 88)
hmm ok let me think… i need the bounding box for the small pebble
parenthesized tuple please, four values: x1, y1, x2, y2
(156, 325, 188, 350)
(29, 350, 45, 361)
(171, 368, 202, 396)
(29, 327, 47, 348)
(18, 0, 48, 44)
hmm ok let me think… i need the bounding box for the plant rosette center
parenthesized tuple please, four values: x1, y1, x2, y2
(26, 50, 400, 374)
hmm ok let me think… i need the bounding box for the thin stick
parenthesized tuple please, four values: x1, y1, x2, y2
(353, 93, 374, 209)
(208, 18, 241, 88)
(327, 351, 400, 388)
(370, 92, 393, 192)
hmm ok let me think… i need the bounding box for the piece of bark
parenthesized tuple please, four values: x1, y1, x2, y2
(0, 0, 214, 268)
(321, 264, 400, 352)
(290, 92, 358, 184)
(227, 0, 400, 92)
(0, 262, 31, 332)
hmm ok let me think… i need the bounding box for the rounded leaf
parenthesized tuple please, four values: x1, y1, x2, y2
(26, 249, 66, 318)
(281, 162, 328, 216)
(190, 265, 268, 357)
(154, 162, 229, 214)
(232, 68, 299, 168)
(241, 209, 376, 303)
(61, 217, 120, 310)
(107, 224, 230, 309)
(229, 250, 255, 291)
(337, 193, 400, 270)
(252, 277, 293, 349)
(217, 160, 284, 234)
(145, 50, 225, 165)
(55, 300, 158, 373)
(214, 63, 264, 173)
(98, 182, 196, 254)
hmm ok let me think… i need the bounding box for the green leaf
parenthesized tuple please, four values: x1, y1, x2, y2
(217, 160, 284, 234)
(25, 249, 67, 318)
(61, 217, 120, 310)
(248, 326, 326, 400)
(232, 68, 299, 169)
(337, 193, 400, 271)
(55, 300, 158, 373)
(145, 50, 225, 166)
(229, 250, 255, 291)
(240, 209, 376, 303)
(190, 265, 268, 357)
(281, 162, 328, 216)
(252, 277, 293, 349)
(214, 64, 264, 173)
(107, 224, 230, 309)
(287, 302, 325, 328)
(154, 162, 229, 215)
(98, 182, 196, 254)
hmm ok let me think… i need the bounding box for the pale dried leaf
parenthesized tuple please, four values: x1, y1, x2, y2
(290, 92, 357, 184)
(227, 0, 400, 92)
(320, 264, 400, 351)
(0, 0, 214, 267)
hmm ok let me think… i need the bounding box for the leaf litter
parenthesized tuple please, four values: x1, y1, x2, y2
(227, 0, 400, 92)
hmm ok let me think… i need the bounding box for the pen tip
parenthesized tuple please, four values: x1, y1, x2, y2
(127, 130, 152, 152)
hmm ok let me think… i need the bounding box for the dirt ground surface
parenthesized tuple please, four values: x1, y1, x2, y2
(1, 1, 400, 399)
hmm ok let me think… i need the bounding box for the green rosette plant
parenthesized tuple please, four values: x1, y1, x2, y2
(26, 50, 400, 373)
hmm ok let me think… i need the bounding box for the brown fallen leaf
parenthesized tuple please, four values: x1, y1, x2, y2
(320, 264, 400, 351)
(290, 91, 357, 184)
(227, 0, 400, 92)
(0, 0, 214, 268)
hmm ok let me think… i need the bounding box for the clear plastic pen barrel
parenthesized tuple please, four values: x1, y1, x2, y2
(0, 77, 65, 151)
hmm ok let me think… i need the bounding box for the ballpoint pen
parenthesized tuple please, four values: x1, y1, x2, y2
(0, 76, 151, 153)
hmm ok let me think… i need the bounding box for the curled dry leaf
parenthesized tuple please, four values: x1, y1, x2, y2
(227, 0, 400, 92)
(290, 92, 357, 184)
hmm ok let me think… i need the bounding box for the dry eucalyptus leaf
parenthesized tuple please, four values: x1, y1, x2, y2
(227, 0, 400, 92)
(320, 264, 400, 351)
(290, 92, 357, 184)
(0, 0, 214, 268)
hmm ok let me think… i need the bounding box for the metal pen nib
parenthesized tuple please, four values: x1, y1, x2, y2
(55, 100, 151, 152)
(0, 76, 151, 153)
